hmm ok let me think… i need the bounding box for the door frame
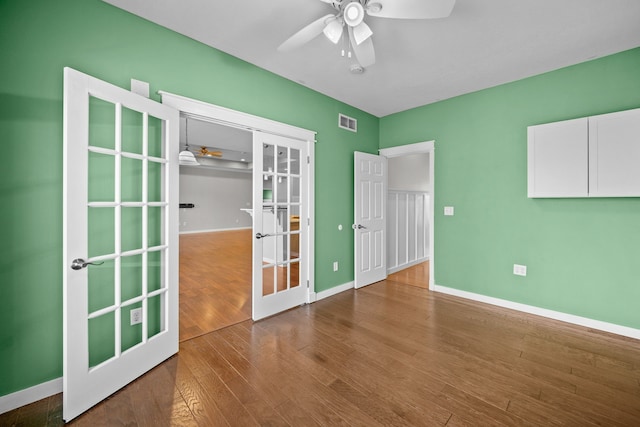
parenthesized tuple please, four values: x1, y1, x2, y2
(158, 91, 317, 303)
(379, 141, 435, 290)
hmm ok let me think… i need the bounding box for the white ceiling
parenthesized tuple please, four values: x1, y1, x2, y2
(104, 0, 640, 117)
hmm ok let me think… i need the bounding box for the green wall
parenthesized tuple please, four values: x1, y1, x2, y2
(381, 48, 640, 330)
(0, 0, 378, 397)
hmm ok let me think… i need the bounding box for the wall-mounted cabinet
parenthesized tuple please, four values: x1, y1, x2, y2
(528, 108, 640, 198)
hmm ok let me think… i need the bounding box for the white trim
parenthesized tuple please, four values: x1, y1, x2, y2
(380, 141, 435, 290)
(179, 226, 252, 235)
(380, 140, 434, 158)
(434, 285, 640, 340)
(0, 377, 62, 415)
(387, 257, 429, 275)
(316, 281, 355, 301)
(159, 91, 316, 142)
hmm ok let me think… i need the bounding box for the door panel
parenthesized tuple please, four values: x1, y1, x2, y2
(252, 132, 308, 320)
(354, 151, 387, 288)
(63, 68, 179, 421)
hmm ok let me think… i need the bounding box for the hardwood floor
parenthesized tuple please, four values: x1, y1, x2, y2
(4, 273, 640, 425)
(388, 261, 429, 289)
(179, 229, 252, 341)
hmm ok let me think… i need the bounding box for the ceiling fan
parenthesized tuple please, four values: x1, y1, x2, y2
(277, 0, 456, 68)
(198, 146, 223, 157)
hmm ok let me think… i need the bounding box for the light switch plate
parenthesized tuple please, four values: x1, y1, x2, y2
(513, 264, 527, 276)
(444, 206, 454, 216)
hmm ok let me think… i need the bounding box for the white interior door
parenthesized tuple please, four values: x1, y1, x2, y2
(354, 151, 387, 288)
(252, 132, 308, 320)
(63, 68, 179, 422)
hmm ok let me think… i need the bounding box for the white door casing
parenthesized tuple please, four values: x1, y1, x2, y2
(63, 68, 179, 421)
(252, 132, 309, 320)
(157, 91, 317, 314)
(354, 151, 387, 288)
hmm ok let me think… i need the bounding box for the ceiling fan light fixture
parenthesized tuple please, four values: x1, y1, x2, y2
(343, 2, 364, 27)
(179, 150, 200, 166)
(323, 18, 344, 44)
(352, 21, 372, 45)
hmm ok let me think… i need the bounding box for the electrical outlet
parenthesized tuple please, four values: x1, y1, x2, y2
(130, 308, 142, 325)
(333, 261, 339, 272)
(513, 264, 527, 277)
(444, 206, 454, 216)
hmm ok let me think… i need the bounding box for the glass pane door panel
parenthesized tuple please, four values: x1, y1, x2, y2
(88, 312, 115, 368)
(147, 161, 164, 202)
(290, 217, 300, 259)
(262, 265, 276, 297)
(88, 96, 115, 150)
(276, 176, 288, 203)
(121, 254, 143, 301)
(88, 260, 115, 313)
(263, 144, 275, 173)
(147, 250, 163, 292)
(290, 148, 300, 173)
(147, 294, 163, 338)
(290, 176, 301, 206)
(88, 152, 115, 202)
(147, 206, 163, 247)
(88, 208, 114, 258)
(121, 157, 143, 202)
(277, 147, 288, 174)
(121, 106, 143, 155)
(289, 261, 300, 288)
(121, 207, 142, 253)
(148, 116, 163, 158)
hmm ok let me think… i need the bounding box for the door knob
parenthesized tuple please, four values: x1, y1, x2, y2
(70, 258, 104, 270)
(255, 233, 271, 239)
(352, 224, 367, 230)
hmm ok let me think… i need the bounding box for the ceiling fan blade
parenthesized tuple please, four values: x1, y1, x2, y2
(348, 26, 375, 67)
(278, 14, 334, 52)
(366, 0, 456, 19)
(353, 21, 373, 45)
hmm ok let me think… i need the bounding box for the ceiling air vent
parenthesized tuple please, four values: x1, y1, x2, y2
(338, 113, 357, 132)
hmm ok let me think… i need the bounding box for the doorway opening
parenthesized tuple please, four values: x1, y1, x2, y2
(178, 115, 254, 341)
(159, 91, 316, 339)
(379, 141, 435, 290)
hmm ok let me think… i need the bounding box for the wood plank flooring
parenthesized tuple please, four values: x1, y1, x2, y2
(179, 229, 252, 341)
(388, 261, 429, 289)
(4, 273, 640, 426)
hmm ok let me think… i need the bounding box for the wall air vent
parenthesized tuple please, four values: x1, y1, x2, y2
(338, 113, 357, 132)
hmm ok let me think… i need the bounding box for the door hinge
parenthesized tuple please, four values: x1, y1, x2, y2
(307, 280, 310, 288)
(307, 217, 310, 226)
(307, 156, 310, 164)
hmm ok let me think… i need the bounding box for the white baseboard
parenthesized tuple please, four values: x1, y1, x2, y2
(315, 281, 354, 301)
(0, 377, 62, 415)
(179, 226, 251, 235)
(434, 285, 640, 340)
(387, 256, 429, 275)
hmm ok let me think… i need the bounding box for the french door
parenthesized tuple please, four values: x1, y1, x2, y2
(354, 151, 387, 288)
(63, 68, 179, 421)
(252, 132, 309, 320)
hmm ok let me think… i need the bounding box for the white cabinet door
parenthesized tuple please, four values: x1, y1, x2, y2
(527, 118, 588, 198)
(589, 108, 640, 197)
